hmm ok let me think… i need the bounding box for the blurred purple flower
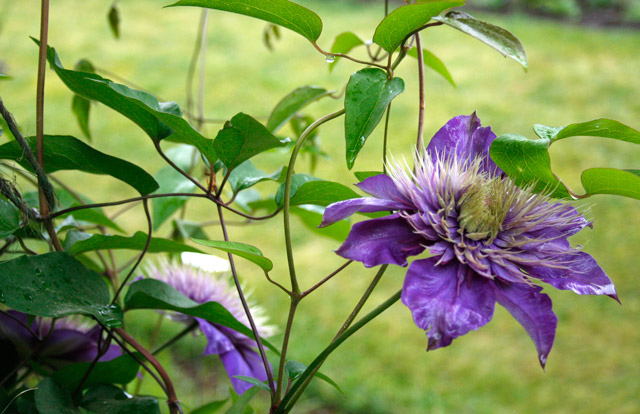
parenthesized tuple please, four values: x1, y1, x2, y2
(321, 113, 617, 367)
(146, 256, 275, 394)
(0, 311, 120, 377)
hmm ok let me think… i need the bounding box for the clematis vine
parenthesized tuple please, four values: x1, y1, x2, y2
(321, 113, 618, 367)
(145, 254, 275, 394)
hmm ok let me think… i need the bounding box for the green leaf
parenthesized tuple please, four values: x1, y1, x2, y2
(214, 113, 287, 171)
(354, 171, 383, 182)
(39, 41, 217, 164)
(151, 166, 196, 230)
(52, 354, 140, 392)
(68, 231, 203, 255)
(191, 399, 229, 414)
(0, 197, 21, 238)
(433, 11, 527, 69)
(407, 47, 455, 86)
(284, 360, 342, 393)
(329, 32, 364, 72)
(489, 134, 568, 198)
(168, 0, 323, 42)
(534, 119, 640, 144)
(0, 135, 159, 195)
(172, 219, 208, 242)
(34, 378, 80, 414)
(232, 376, 270, 392)
(581, 168, 640, 200)
(0, 252, 122, 327)
(224, 387, 259, 414)
(275, 173, 322, 207)
(192, 239, 273, 272)
(124, 279, 279, 353)
(107, 4, 120, 39)
(71, 95, 91, 141)
(373, 1, 464, 53)
(228, 161, 286, 194)
(289, 180, 360, 207)
(71, 59, 95, 141)
(267, 86, 330, 133)
(344, 68, 404, 169)
(290, 205, 350, 241)
(81, 384, 160, 414)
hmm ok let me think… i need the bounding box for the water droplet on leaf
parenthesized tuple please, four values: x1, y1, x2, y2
(325, 55, 335, 63)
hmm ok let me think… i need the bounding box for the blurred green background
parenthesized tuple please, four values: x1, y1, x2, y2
(1, 0, 639, 413)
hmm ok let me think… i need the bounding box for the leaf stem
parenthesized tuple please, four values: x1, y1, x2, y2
(311, 42, 388, 71)
(152, 320, 198, 356)
(216, 203, 276, 402)
(300, 260, 353, 298)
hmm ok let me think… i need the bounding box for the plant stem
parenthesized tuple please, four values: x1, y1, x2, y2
(276, 290, 402, 414)
(333, 264, 388, 341)
(415, 33, 426, 152)
(382, 102, 392, 174)
(283, 109, 345, 295)
(274, 297, 299, 403)
(111, 199, 152, 304)
(152, 320, 198, 355)
(216, 203, 276, 402)
(34, 0, 62, 252)
(300, 260, 353, 298)
(113, 327, 182, 414)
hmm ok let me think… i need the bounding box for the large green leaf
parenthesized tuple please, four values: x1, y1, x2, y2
(168, 0, 323, 42)
(344, 68, 404, 169)
(68, 231, 203, 255)
(288, 180, 360, 207)
(227, 161, 286, 194)
(275, 173, 322, 207)
(533, 118, 640, 144)
(0, 252, 122, 327)
(40, 42, 216, 164)
(0, 135, 158, 196)
(373, 1, 464, 53)
(71, 59, 96, 141)
(151, 166, 196, 230)
(581, 168, 640, 200)
(192, 239, 273, 272)
(214, 113, 287, 171)
(489, 134, 568, 198)
(266, 86, 330, 133)
(329, 32, 364, 72)
(83, 385, 160, 414)
(407, 47, 456, 86)
(0, 197, 21, 238)
(34, 378, 80, 414)
(124, 279, 278, 353)
(56, 188, 124, 233)
(52, 354, 141, 392)
(433, 11, 527, 69)
(290, 205, 350, 241)
(225, 387, 259, 414)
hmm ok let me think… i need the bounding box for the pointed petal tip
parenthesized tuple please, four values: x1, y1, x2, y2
(609, 293, 621, 305)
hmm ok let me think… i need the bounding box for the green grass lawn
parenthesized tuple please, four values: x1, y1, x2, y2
(2, 1, 640, 413)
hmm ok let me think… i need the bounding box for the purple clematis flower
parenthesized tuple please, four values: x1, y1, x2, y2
(146, 256, 275, 394)
(0, 311, 121, 381)
(321, 113, 617, 367)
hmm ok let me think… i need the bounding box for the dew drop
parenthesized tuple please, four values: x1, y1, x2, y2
(325, 55, 335, 63)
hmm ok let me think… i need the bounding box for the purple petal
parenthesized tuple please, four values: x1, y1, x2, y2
(492, 281, 557, 368)
(402, 258, 496, 350)
(197, 318, 235, 355)
(426, 113, 501, 175)
(336, 214, 425, 267)
(527, 251, 618, 301)
(320, 197, 406, 227)
(220, 345, 268, 395)
(356, 174, 412, 205)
